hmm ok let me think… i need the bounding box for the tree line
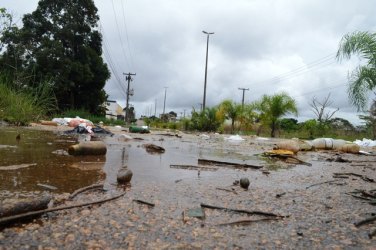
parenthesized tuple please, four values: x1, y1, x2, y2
(0, 0, 110, 115)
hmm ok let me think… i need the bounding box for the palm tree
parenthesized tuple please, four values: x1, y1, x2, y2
(336, 31, 376, 110)
(218, 100, 243, 134)
(254, 92, 298, 137)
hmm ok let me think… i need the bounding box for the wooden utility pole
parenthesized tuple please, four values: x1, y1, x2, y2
(123, 72, 136, 123)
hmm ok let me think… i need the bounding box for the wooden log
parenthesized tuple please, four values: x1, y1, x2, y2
(0, 196, 51, 218)
(0, 192, 125, 227)
(68, 141, 107, 156)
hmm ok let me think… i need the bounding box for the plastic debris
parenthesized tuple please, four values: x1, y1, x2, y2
(225, 135, 245, 141)
(354, 138, 376, 147)
(68, 141, 107, 156)
(275, 140, 300, 153)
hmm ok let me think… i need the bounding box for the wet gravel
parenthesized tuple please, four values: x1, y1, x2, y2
(1, 127, 376, 249)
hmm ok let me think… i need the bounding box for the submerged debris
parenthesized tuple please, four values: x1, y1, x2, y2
(143, 143, 165, 154)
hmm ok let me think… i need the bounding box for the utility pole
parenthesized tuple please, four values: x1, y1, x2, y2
(154, 99, 157, 117)
(163, 87, 168, 115)
(202, 31, 214, 111)
(238, 88, 249, 107)
(123, 72, 136, 123)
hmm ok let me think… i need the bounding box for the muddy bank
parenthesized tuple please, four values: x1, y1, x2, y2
(0, 124, 376, 249)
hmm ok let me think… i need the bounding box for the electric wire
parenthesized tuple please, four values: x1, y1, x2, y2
(110, 0, 132, 71)
(99, 21, 127, 100)
(120, 0, 136, 71)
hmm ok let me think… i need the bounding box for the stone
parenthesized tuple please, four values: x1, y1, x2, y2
(117, 169, 133, 184)
(240, 177, 250, 189)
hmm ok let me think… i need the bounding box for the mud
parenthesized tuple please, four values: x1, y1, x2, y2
(0, 124, 376, 249)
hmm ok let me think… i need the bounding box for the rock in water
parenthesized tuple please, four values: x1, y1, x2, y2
(117, 169, 133, 184)
(240, 177, 250, 189)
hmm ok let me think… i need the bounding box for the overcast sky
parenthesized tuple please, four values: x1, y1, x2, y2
(2, 0, 376, 124)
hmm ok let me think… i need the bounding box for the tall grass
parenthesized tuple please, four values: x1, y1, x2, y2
(0, 79, 56, 125)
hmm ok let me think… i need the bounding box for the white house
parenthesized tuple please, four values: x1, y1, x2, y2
(105, 100, 124, 120)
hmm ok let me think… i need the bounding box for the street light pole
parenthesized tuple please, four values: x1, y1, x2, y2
(202, 30, 214, 111)
(163, 87, 168, 115)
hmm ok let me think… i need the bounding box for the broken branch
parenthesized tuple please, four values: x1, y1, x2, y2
(69, 183, 104, 200)
(132, 199, 155, 207)
(305, 180, 343, 189)
(355, 215, 376, 227)
(333, 173, 374, 183)
(216, 187, 238, 195)
(216, 217, 280, 226)
(200, 203, 283, 217)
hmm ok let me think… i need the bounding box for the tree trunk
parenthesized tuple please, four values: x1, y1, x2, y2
(271, 121, 276, 138)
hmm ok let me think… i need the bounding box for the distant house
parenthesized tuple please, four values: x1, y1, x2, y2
(105, 100, 124, 120)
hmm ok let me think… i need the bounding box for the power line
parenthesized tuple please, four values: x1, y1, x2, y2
(99, 22, 127, 99)
(120, 0, 136, 71)
(256, 53, 337, 86)
(110, 0, 132, 71)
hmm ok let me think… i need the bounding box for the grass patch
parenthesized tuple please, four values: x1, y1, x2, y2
(0, 81, 56, 125)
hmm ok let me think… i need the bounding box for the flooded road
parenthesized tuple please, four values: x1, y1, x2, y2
(1, 125, 376, 249)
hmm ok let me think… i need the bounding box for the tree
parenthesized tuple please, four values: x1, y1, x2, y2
(218, 100, 243, 134)
(0, 8, 16, 52)
(359, 99, 376, 139)
(336, 31, 376, 111)
(279, 118, 299, 132)
(309, 93, 339, 123)
(254, 92, 298, 137)
(0, 0, 110, 114)
(190, 107, 221, 132)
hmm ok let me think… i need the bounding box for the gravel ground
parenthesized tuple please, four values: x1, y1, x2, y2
(1, 124, 376, 249)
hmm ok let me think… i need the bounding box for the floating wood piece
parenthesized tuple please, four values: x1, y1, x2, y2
(216, 217, 280, 226)
(0, 196, 51, 218)
(132, 199, 155, 207)
(37, 183, 58, 190)
(198, 159, 263, 169)
(0, 192, 126, 227)
(305, 180, 344, 189)
(0, 163, 37, 171)
(170, 164, 218, 171)
(333, 172, 375, 183)
(200, 203, 283, 217)
(69, 184, 104, 200)
(142, 144, 165, 154)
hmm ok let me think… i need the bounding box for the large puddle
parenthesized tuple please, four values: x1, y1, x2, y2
(0, 127, 280, 200)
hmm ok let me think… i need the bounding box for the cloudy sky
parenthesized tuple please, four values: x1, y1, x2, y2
(3, 0, 376, 124)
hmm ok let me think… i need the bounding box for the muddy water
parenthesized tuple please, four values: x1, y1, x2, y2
(0, 128, 104, 197)
(0, 128, 272, 198)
